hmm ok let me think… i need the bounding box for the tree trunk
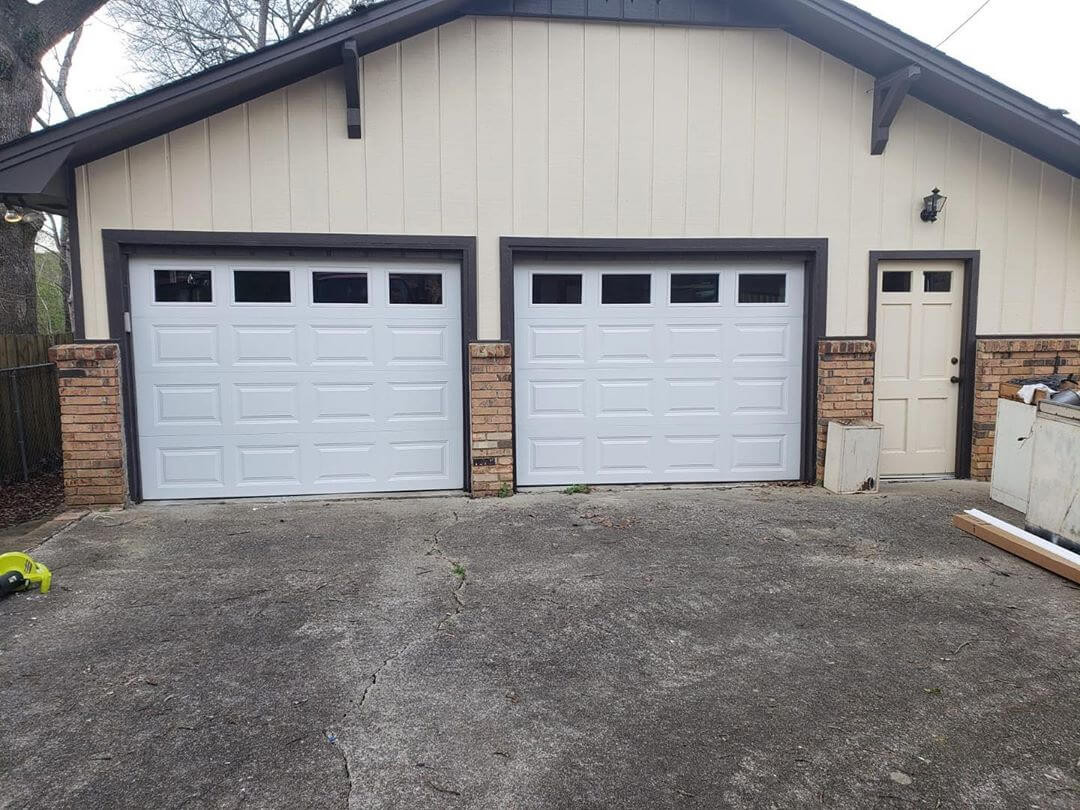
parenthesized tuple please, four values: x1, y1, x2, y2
(0, 51, 44, 334)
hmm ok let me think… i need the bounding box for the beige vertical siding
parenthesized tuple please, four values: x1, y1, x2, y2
(76, 17, 1080, 340)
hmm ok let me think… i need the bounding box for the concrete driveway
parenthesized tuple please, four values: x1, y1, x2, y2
(2, 482, 1079, 808)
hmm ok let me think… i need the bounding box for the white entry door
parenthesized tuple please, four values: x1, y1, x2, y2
(874, 260, 964, 476)
(514, 260, 805, 486)
(130, 256, 463, 499)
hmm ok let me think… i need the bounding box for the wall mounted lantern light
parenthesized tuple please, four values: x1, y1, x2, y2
(920, 187, 947, 222)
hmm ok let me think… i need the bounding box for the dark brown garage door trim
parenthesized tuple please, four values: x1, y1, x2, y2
(499, 236, 829, 484)
(99, 230, 478, 502)
(867, 250, 980, 479)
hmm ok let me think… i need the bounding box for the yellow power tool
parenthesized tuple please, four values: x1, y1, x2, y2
(0, 552, 52, 597)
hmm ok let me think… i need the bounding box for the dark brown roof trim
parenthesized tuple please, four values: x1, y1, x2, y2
(465, 0, 779, 26)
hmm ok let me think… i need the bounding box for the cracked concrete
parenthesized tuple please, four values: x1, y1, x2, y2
(3, 481, 1080, 808)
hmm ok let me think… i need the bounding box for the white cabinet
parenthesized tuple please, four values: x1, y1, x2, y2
(1027, 401, 1080, 545)
(990, 398, 1038, 512)
(823, 419, 883, 494)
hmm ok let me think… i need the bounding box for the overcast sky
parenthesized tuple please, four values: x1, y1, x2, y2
(47, 0, 1080, 123)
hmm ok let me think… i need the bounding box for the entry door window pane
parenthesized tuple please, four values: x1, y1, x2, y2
(671, 273, 720, 304)
(532, 273, 582, 304)
(923, 271, 952, 293)
(155, 269, 212, 303)
(313, 271, 368, 304)
(738, 273, 786, 304)
(601, 274, 651, 304)
(881, 271, 911, 293)
(234, 270, 291, 303)
(390, 273, 442, 304)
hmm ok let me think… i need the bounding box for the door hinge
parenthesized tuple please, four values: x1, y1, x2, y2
(123, 311, 132, 333)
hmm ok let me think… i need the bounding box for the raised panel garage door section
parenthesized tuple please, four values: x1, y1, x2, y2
(130, 257, 463, 499)
(515, 261, 804, 486)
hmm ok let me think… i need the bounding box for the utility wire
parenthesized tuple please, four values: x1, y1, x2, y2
(936, 0, 993, 48)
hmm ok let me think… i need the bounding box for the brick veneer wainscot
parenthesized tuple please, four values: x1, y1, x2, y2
(49, 343, 126, 506)
(971, 337, 1080, 481)
(468, 342, 514, 496)
(816, 339, 876, 483)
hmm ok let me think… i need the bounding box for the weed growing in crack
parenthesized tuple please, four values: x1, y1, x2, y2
(563, 483, 591, 495)
(451, 562, 466, 581)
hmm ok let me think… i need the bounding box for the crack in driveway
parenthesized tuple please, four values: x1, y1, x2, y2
(330, 510, 469, 807)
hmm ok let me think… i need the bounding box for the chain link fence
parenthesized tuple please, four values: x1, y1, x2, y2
(0, 363, 63, 483)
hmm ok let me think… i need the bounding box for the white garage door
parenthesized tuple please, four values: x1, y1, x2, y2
(515, 260, 804, 485)
(130, 256, 463, 499)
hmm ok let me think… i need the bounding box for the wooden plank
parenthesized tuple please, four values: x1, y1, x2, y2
(0, 335, 15, 367)
(953, 512, 1080, 586)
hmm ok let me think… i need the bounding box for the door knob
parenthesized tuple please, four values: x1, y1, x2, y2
(950, 375, 961, 384)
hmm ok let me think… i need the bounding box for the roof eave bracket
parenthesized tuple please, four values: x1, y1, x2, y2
(342, 39, 362, 139)
(871, 65, 921, 155)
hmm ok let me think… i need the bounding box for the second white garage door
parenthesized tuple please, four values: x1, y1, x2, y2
(130, 256, 463, 499)
(515, 260, 804, 486)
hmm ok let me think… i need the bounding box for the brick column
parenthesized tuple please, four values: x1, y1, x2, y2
(972, 337, 1080, 481)
(468, 342, 514, 497)
(816, 339, 876, 483)
(49, 343, 126, 507)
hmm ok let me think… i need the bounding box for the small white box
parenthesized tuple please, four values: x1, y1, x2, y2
(823, 419, 884, 494)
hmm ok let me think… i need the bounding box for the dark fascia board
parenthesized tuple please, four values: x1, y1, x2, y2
(0, 0, 472, 213)
(4, 0, 1080, 215)
(0, 145, 73, 212)
(775, 0, 1080, 177)
(465, 0, 781, 27)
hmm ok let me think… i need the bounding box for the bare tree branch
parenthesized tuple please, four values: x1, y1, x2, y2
(290, 0, 326, 34)
(222, 0, 259, 49)
(108, 0, 350, 85)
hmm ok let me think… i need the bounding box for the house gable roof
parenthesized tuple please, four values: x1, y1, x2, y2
(2, 0, 1078, 213)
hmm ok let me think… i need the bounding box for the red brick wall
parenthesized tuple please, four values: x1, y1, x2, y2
(816, 339, 876, 482)
(971, 337, 1080, 481)
(49, 343, 126, 507)
(468, 342, 514, 497)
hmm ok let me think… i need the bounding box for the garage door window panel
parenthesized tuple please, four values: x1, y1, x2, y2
(154, 269, 213, 304)
(737, 273, 786, 305)
(390, 273, 443, 305)
(233, 269, 292, 304)
(670, 273, 720, 304)
(532, 273, 582, 305)
(601, 274, 651, 305)
(312, 271, 369, 305)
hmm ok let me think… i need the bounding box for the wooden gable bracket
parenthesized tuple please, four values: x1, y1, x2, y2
(871, 65, 921, 155)
(342, 39, 362, 139)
